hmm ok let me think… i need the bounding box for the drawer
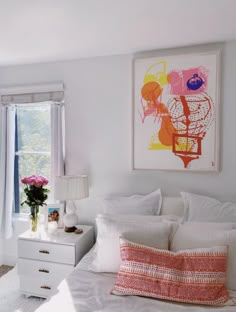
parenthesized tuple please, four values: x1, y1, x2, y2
(19, 275, 58, 298)
(18, 239, 75, 264)
(18, 258, 74, 281)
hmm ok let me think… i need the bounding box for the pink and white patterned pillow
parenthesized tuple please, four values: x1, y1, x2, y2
(112, 238, 235, 306)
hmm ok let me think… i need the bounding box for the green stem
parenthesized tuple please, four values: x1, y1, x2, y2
(31, 207, 39, 232)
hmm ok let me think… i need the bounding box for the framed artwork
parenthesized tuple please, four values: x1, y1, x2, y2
(45, 203, 64, 228)
(132, 45, 221, 172)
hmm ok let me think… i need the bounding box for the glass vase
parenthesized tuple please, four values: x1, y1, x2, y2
(29, 206, 40, 236)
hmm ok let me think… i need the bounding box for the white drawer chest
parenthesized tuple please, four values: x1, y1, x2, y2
(17, 225, 94, 298)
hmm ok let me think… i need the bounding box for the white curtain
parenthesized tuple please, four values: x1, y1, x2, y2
(0, 105, 16, 239)
(50, 103, 65, 200)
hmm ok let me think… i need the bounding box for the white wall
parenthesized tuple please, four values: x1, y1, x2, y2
(0, 218, 29, 266)
(0, 41, 236, 264)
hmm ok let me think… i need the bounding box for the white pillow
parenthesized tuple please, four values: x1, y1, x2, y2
(100, 213, 182, 223)
(176, 222, 233, 232)
(170, 223, 236, 291)
(102, 189, 162, 215)
(160, 197, 185, 217)
(90, 213, 173, 273)
(97, 213, 181, 242)
(181, 192, 236, 223)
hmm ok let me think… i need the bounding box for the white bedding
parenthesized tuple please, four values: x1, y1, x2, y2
(35, 248, 236, 312)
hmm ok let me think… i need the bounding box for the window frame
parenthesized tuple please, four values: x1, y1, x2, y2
(13, 103, 52, 214)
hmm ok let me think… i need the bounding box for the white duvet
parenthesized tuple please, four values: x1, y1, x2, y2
(35, 249, 236, 312)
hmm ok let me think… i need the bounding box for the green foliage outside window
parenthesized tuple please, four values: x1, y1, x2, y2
(16, 105, 51, 213)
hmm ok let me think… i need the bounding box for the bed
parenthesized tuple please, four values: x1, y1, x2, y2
(34, 191, 236, 312)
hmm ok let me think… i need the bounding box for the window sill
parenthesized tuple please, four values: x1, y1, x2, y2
(12, 213, 29, 223)
(12, 213, 45, 225)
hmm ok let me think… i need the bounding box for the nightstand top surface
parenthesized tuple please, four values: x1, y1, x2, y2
(18, 225, 93, 245)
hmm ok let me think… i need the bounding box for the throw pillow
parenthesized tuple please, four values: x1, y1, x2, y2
(170, 225, 236, 291)
(112, 238, 235, 306)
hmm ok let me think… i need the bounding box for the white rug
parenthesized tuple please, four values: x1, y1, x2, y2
(0, 266, 45, 312)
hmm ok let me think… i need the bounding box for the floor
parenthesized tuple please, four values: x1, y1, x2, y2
(0, 265, 14, 278)
(0, 266, 44, 312)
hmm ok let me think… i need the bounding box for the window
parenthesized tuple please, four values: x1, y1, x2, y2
(14, 103, 51, 213)
(0, 83, 64, 237)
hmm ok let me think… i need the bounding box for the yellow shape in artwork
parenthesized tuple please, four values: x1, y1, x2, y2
(149, 143, 172, 150)
(143, 61, 168, 87)
(176, 141, 194, 153)
(148, 134, 172, 150)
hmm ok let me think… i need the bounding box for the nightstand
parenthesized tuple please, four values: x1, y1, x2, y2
(17, 225, 94, 298)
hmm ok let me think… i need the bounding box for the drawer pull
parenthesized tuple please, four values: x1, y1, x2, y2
(39, 250, 50, 254)
(38, 269, 49, 274)
(40, 286, 51, 290)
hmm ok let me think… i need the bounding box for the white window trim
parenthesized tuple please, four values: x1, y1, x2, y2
(0, 82, 63, 96)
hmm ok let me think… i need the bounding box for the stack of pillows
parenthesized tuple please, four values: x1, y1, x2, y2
(89, 189, 236, 307)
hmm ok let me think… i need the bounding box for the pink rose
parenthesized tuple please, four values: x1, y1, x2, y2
(21, 175, 49, 187)
(27, 175, 37, 185)
(34, 176, 44, 187)
(21, 177, 28, 184)
(37, 175, 48, 186)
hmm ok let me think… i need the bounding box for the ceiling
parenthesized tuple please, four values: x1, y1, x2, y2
(0, 0, 236, 66)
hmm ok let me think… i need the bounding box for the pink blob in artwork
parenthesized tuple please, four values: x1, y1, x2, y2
(168, 66, 208, 95)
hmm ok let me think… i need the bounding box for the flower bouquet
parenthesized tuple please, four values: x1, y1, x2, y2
(21, 175, 49, 232)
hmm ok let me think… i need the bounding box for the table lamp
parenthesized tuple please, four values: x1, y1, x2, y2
(54, 175, 89, 232)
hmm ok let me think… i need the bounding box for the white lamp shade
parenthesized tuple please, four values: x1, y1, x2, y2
(54, 175, 89, 200)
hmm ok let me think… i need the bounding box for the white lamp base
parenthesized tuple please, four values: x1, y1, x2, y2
(63, 201, 80, 232)
(63, 212, 78, 226)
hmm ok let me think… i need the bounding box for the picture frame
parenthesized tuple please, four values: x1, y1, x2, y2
(132, 44, 221, 172)
(44, 203, 64, 229)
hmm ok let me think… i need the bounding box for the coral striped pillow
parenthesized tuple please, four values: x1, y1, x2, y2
(112, 238, 235, 306)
